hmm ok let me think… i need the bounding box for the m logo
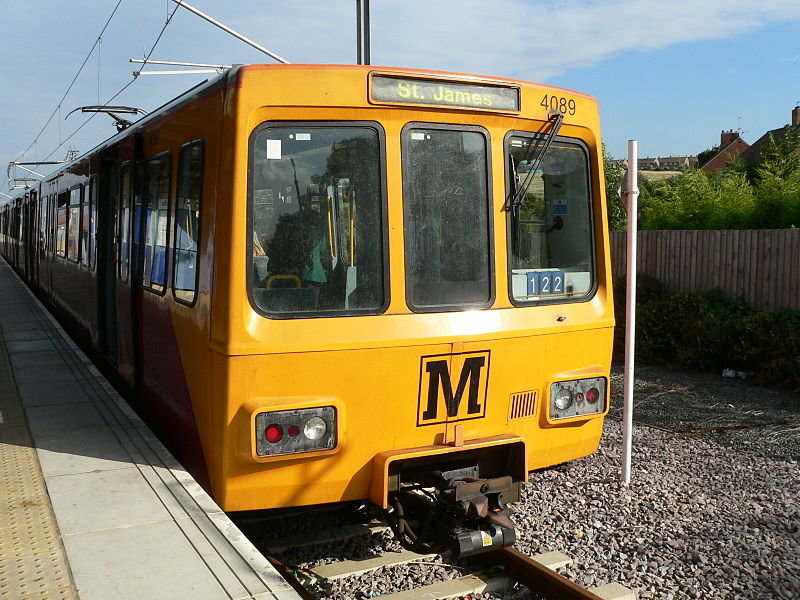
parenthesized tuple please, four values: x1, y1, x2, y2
(417, 351, 490, 426)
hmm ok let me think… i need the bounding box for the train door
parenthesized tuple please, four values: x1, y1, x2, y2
(36, 186, 52, 297)
(35, 190, 47, 291)
(29, 190, 39, 287)
(14, 199, 22, 269)
(131, 152, 170, 398)
(44, 188, 56, 297)
(21, 194, 30, 279)
(96, 154, 119, 362)
(112, 148, 138, 387)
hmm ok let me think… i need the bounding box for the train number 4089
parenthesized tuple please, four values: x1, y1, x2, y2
(541, 94, 576, 116)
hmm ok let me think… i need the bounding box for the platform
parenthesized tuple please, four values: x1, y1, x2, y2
(0, 261, 301, 600)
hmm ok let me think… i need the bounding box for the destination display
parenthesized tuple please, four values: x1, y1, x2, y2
(371, 75, 520, 112)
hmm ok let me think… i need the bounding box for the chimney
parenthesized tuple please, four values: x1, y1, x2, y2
(793, 105, 800, 127)
(720, 129, 739, 147)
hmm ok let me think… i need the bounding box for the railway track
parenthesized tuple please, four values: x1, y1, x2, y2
(259, 519, 636, 600)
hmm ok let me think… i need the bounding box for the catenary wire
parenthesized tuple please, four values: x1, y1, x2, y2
(13, 0, 124, 164)
(39, 0, 183, 164)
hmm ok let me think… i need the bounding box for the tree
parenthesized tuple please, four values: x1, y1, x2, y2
(756, 126, 800, 180)
(603, 145, 654, 231)
(747, 127, 800, 228)
(603, 144, 627, 231)
(641, 168, 755, 230)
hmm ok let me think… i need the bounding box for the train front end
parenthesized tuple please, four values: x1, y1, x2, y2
(213, 65, 614, 557)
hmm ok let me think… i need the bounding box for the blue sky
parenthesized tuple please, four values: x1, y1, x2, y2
(2, 0, 799, 189)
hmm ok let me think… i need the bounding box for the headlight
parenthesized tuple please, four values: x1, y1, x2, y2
(255, 407, 337, 457)
(549, 378, 607, 420)
(304, 416, 327, 440)
(554, 388, 573, 410)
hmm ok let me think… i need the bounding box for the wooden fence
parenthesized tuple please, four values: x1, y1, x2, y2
(610, 229, 800, 311)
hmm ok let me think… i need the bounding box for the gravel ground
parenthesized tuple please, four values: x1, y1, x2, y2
(238, 365, 800, 600)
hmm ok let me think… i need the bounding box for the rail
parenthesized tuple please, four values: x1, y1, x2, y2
(487, 547, 618, 600)
(258, 516, 636, 600)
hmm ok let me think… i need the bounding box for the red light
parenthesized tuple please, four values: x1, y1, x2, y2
(575, 392, 585, 403)
(265, 424, 283, 443)
(288, 425, 300, 437)
(586, 387, 600, 404)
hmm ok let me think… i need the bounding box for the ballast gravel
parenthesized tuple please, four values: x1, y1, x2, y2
(241, 365, 799, 600)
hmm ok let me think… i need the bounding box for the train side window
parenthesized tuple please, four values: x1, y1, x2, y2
(56, 191, 69, 257)
(173, 140, 203, 305)
(249, 123, 387, 317)
(139, 153, 171, 294)
(402, 124, 493, 311)
(49, 192, 56, 256)
(119, 164, 131, 281)
(39, 194, 47, 255)
(67, 187, 81, 262)
(80, 184, 90, 267)
(88, 178, 97, 269)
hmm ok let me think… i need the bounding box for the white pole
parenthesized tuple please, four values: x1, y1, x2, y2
(621, 140, 639, 485)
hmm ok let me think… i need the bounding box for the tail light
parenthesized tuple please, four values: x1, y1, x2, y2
(255, 407, 337, 457)
(549, 378, 606, 420)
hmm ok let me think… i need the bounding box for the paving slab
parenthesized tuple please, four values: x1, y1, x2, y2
(6, 339, 56, 353)
(46, 467, 174, 535)
(16, 379, 94, 408)
(1, 327, 52, 342)
(13, 363, 86, 384)
(62, 520, 232, 600)
(26, 402, 107, 438)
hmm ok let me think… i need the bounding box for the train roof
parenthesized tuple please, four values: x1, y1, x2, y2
(3, 63, 596, 203)
(238, 63, 596, 101)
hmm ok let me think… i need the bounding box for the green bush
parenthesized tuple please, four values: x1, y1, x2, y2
(614, 279, 800, 389)
(641, 169, 757, 230)
(732, 310, 800, 387)
(639, 127, 800, 230)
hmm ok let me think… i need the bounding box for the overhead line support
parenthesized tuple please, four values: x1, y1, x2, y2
(168, 0, 290, 64)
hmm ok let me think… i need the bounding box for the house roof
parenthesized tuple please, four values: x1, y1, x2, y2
(700, 137, 750, 171)
(740, 125, 800, 165)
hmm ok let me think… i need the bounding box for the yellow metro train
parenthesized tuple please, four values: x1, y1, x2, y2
(0, 64, 613, 556)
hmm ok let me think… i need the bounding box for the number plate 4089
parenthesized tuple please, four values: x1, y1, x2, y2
(540, 95, 576, 116)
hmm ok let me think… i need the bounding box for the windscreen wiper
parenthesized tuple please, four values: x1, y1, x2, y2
(504, 112, 564, 211)
(508, 154, 518, 204)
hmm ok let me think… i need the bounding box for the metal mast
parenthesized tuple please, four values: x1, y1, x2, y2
(168, 0, 289, 64)
(356, 0, 371, 65)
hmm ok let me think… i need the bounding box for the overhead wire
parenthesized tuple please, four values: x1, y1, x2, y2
(39, 0, 183, 164)
(12, 0, 124, 164)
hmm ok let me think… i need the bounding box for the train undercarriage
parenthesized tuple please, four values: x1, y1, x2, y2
(382, 441, 525, 558)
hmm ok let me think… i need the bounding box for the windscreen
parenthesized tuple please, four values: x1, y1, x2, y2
(249, 125, 385, 316)
(507, 135, 594, 303)
(402, 126, 492, 310)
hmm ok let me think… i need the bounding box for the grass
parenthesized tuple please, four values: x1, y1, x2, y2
(639, 170, 683, 182)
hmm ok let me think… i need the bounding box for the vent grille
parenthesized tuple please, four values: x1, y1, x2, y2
(509, 390, 538, 420)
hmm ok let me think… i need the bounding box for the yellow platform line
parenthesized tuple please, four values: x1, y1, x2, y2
(0, 327, 78, 600)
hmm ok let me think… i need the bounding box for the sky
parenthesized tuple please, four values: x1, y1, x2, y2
(2, 0, 799, 191)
